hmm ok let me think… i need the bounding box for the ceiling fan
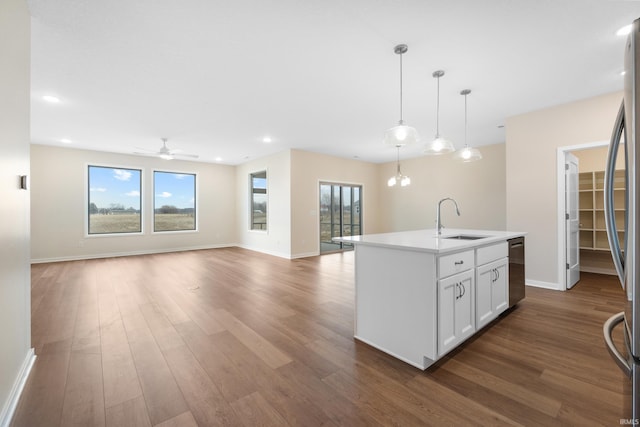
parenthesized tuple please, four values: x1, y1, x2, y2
(134, 138, 199, 160)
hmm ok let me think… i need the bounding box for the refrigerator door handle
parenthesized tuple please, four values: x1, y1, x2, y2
(604, 100, 626, 286)
(604, 311, 632, 378)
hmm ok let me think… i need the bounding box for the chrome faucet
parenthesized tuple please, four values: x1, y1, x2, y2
(436, 198, 461, 235)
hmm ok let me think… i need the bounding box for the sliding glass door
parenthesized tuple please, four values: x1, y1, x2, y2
(320, 183, 362, 253)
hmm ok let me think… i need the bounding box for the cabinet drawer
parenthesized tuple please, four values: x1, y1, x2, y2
(476, 242, 508, 266)
(438, 250, 474, 278)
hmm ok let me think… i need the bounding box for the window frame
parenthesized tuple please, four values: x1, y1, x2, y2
(249, 170, 268, 232)
(86, 163, 143, 237)
(152, 169, 198, 233)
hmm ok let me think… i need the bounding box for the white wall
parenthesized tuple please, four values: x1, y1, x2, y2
(235, 150, 292, 258)
(30, 145, 237, 262)
(506, 91, 622, 288)
(378, 143, 507, 233)
(0, 1, 33, 425)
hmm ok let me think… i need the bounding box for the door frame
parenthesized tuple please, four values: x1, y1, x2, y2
(318, 180, 364, 255)
(564, 151, 580, 289)
(556, 140, 608, 290)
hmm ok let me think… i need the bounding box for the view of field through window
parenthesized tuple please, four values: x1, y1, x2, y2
(88, 165, 142, 234)
(320, 183, 361, 253)
(154, 171, 196, 232)
(251, 171, 267, 230)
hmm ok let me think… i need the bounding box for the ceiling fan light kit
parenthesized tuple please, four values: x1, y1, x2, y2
(134, 138, 199, 160)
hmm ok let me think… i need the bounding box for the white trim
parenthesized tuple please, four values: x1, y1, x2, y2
(236, 244, 291, 259)
(0, 349, 36, 427)
(152, 169, 198, 233)
(556, 140, 609, 290)
(249, 169, 269, 233)
(317, 180, 365, 255)
(86, 163, 145, 237)
(31, 244, 235, 264)
(291, 251, 320, 259)
(580, 266, 617, 275)
(526, 280, 563, 291)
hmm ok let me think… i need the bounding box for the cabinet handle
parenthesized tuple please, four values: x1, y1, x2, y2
(455, 283, 459, 300)
(460, 282, 466, 299)
(454, 260, 464, 266)
(496, 269, 500, 281)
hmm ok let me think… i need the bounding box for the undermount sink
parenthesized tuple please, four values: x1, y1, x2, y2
(442, 235, 489, 240)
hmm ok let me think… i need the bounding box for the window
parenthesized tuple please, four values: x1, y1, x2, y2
(154, 171, 196, 232)
(88, 165, 142, 234)
(319, 183, 362, 253)
(250, 171, 267, 230)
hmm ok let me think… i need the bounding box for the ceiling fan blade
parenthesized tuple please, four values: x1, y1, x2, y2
(172, 153, 199, 159)
(134, 146, 156, 153)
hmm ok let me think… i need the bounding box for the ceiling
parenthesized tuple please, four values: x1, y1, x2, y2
(28, 0, 640, 165)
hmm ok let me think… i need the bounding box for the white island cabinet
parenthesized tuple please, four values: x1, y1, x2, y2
(336, 228, 526, 370)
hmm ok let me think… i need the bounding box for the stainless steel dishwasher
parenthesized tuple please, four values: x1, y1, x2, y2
(508, 237, 525, 307)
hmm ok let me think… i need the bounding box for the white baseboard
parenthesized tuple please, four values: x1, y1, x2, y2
(30, 244, 235, 264)
(291, 251, 319, 259)
(580, 266, 616, 276)
(236, 244, 292, 259)
(0, 348, 36, 427)
(526, 280, 563, 291)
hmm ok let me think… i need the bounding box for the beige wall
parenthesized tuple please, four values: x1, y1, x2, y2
(573, 145, 624, 172)
(0, 0, 32, 424)
(235, 150, 292, 258)
(378, 143, 507, 233)
(290, 149, 381, 257)
(506, 91, 622, 288)
(30, 145, 237, 262)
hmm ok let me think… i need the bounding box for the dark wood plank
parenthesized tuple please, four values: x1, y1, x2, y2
(11, 250, 627, 427)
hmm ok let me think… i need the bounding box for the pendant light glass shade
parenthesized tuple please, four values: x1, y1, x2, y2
(384, 121, 419, 146)
(384, 44, 419, 147)
(424, 70, 454, 155)
(388, 145, 411, 187)
(453, 146, 482, 162)
(454, 89, 482, 162)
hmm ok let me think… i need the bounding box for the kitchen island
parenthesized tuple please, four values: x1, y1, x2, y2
(336, 228, 526, 370)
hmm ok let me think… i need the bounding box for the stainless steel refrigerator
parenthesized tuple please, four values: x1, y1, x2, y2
(604, 17, 640, 420)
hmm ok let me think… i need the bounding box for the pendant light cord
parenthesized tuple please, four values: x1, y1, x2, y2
(436, 75, 440, 136)
(464, 92, 468, 147)
(399, 52, 403, 123)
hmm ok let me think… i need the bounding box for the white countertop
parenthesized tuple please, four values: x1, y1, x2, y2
(335, 228, 526, 254)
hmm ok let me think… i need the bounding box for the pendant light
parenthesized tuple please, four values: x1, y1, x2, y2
(424, 70, 455, 155)
(384, 44, 419, 147)
(454, 89, 482, 162)
(388, 145, 411, 187)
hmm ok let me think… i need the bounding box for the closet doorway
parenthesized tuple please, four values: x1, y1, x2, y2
(319, 183, 362, 254)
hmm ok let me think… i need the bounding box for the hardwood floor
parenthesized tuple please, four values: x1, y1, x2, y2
(12, 248, 628, 426)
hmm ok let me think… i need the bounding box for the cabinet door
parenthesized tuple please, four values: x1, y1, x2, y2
(438, 270, 475, 357)
(476, 257, 509, 329)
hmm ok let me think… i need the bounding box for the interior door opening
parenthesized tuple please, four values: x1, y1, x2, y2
(319, 183, 362, 254)
(557, 141, 626, 290)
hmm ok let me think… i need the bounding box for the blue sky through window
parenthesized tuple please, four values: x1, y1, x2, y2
(154, 171, 195, 209)
(89, 166, 141, 210)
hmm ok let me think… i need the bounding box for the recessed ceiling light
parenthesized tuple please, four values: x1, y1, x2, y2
(621, 70, 627, 76)
(42, 95, 61, 103)
(262, 136, 272, 143)
(60, 138, 72, 143)
(617, 24, 632, 36)
(215, 157, 222, 162)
